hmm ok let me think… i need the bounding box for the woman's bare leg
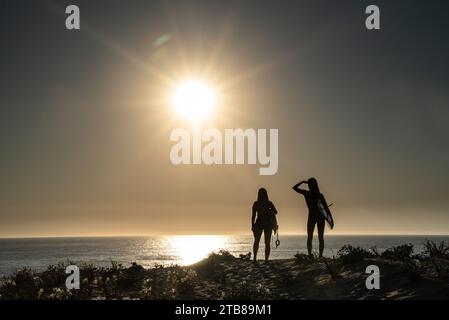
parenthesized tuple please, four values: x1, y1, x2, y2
(317, 219, 325, 258)
(307, 218, 315, 256)
(264, 227, 272, 261)
(253, 228, 263, 261)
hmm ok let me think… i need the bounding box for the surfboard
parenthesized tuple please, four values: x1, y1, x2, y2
(317, 198, 334, 229)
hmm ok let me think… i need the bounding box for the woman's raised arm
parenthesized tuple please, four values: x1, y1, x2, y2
(292, 181, 308, 194)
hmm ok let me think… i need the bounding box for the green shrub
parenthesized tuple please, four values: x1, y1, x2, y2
(423, 240, 449, 259)
(337, 245, 372, 264)
(40, 262, 69, 290)
(382, 244, 414, 260)
(0, 268, 41, 299)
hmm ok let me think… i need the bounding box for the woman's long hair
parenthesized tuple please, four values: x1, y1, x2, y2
(307, 177, 320, 193)
(257, 188, 269, 202)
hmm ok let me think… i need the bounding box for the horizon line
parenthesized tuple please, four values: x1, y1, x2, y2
(1, 233, 449, 240)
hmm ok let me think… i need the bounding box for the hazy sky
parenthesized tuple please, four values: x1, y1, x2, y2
(1, 0, 449, 237)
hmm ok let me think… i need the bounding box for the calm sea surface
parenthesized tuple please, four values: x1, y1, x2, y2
(1, 235, 448, 277)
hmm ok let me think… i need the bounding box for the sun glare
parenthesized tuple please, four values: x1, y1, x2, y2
(167, 235, 227, 265)
(171, 80, 216, 122)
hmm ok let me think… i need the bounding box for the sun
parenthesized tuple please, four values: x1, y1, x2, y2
(166, 235, 227, 265)
(171, 79, 216, 122)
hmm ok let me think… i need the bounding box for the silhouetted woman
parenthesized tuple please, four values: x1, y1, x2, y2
(251, 188, 278, 262)
(293, 178, 328, 258)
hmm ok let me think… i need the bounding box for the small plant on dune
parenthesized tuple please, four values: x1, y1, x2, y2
(423, 239, 449, 259)
(221, 281, 273, 300)
(369, 246, 380, 257)
(142, 266, 197, 299)
(193, 250, 234, 280)
(142, 279, 176, 299)
(429, 259, 449, 280)
(152, 263, 165, 270)
(176, 269, 197, 295)
(207, 250, 235, 262)
(381, 244, 414, 260)
(217, 250, 234, 258)
(337, 245, 372, 264)
(114, 262, 145, 293)
(322, 259, 340, 280)
(400, 260, 422, 283)
(45, 287, 74, 300)
(98, 261, 124, 298)
(294, 252, 314, 264)
(110, 260, 124, 272)
(239, 252, 251, 261)
(70, 263, 102, 298)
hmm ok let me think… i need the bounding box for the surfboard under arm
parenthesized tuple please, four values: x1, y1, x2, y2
(317, 198, 334, 229)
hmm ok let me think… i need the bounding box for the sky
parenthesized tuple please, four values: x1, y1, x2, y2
(0, 0, 448, 237)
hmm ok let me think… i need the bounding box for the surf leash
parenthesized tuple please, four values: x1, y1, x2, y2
(272, 225, 280, 249)
(275, 232, 280, 248)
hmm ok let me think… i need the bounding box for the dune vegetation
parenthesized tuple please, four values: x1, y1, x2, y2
(1, 240, 449, 300)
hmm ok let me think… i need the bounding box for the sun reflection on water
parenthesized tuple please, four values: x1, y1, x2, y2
(166, 235, 228, 265)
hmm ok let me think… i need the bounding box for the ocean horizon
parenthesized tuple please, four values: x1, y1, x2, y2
(1, 235, 449, 277)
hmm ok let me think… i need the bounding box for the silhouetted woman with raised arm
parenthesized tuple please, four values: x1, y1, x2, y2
(251, 188, 278, 262)
(293, 178, 329, 258)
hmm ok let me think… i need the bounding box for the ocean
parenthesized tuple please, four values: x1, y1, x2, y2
(1, 235, 448, 277)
